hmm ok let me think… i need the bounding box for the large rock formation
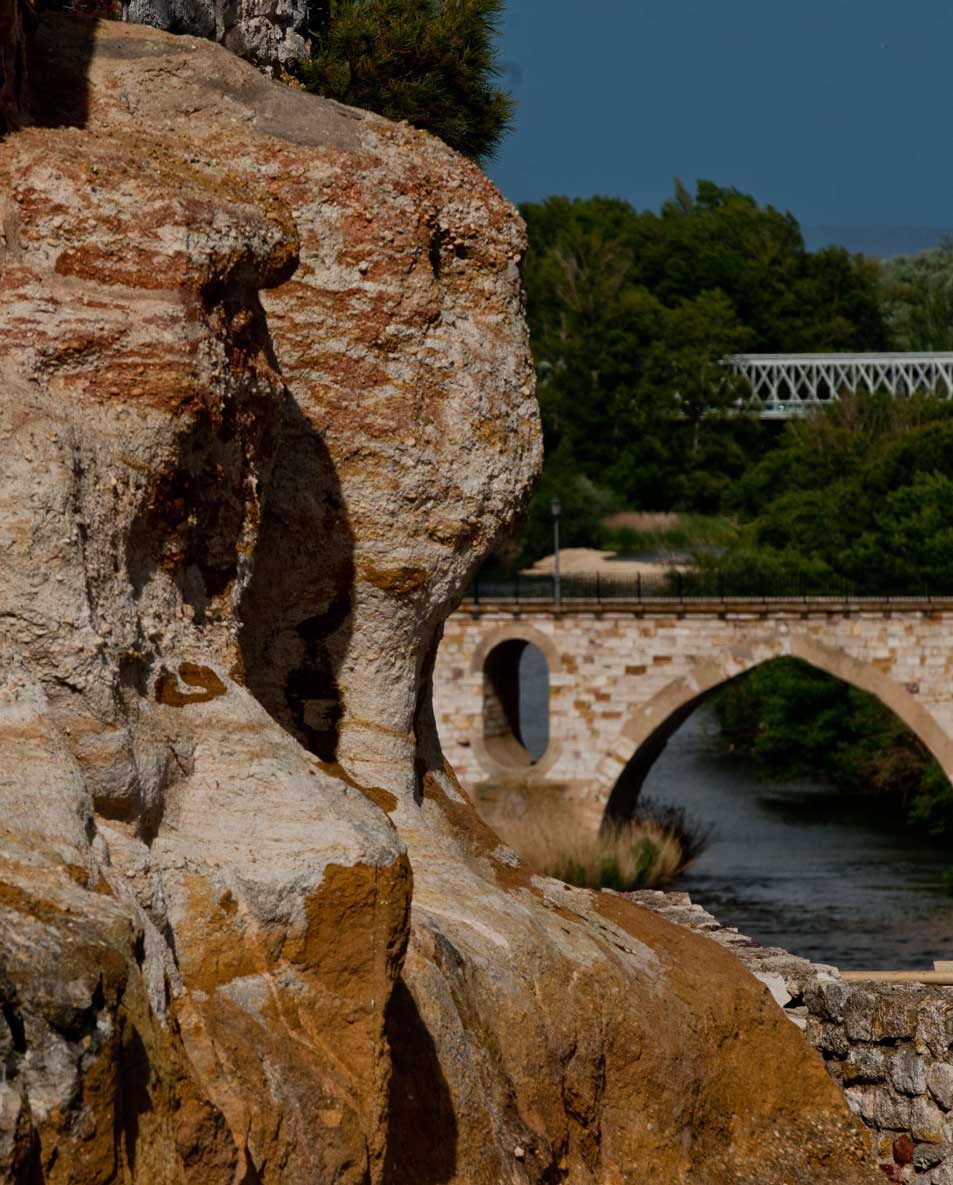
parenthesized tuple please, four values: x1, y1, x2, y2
(0, 14, 884, 1184)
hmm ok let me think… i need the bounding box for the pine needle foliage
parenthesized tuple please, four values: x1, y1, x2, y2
(303, 0, 514, 161)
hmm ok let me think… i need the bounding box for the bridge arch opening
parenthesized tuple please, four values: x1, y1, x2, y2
(482, 638, 550, 769)
(603, 641, 953, 825)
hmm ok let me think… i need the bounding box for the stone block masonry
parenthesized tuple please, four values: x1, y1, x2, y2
(435, 602, 953, 827)
(631, 890, 953, 1184)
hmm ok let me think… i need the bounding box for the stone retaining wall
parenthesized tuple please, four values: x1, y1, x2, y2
(629, 890, 953, 1183)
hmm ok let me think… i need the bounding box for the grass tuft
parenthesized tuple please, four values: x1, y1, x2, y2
(492, 802, 708, 892)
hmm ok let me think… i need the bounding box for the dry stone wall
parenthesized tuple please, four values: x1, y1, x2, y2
(633, 890, 953, 1185)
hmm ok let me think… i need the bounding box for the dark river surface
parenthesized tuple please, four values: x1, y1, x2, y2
(516, 645, 953, 969)
(642, 707, 953, 970)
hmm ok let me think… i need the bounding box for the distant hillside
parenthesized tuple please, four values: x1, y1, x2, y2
(804, 224, 953, 259)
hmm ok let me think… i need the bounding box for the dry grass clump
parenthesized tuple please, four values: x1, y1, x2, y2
(492, 807, 694, 892)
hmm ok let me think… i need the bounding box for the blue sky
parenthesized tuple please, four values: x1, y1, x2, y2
(488, 0, 953, 233)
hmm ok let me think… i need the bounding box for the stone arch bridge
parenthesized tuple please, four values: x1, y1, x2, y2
(434, 597, 953, 827)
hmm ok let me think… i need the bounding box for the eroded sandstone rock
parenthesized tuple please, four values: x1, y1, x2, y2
(0, 83, 408, 1181)
(0, 15, 884, 1184)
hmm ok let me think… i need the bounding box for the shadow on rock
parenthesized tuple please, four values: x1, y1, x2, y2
(28, 11, 96, 129)
(239, 395, 355, 763)
(383, 978, 458, 1185)
(0, 0, 36, 135)
(117, 1024, 153, 1174)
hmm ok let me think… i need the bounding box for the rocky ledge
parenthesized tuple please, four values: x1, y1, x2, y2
(0, 13, 885, 1184)
(124, 0, 312, 73)
(632, 890, 953, 1185)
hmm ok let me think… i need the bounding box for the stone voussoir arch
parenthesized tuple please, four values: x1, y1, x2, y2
(469, 621, 563, 781)
(591, 631, 953, 822)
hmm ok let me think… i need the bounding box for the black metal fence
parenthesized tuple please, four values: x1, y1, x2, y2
(467, 569, 953, 605)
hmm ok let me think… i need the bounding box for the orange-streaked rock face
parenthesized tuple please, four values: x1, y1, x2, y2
(0, 15, 882, 1185)
(0, 38, 410, 1182)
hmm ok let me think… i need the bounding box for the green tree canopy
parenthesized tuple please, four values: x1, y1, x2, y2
(509, 182, 887, 556)
(880, 242, 953, 350)
(718, 395, 953, 593)
(642, 289, 752, 456)
(303, 0, 514, 161)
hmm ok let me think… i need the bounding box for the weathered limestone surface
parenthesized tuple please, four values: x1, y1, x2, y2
(436, 604, 953, 824)
(0, 15, 884, 1183)
(123, 0, 311, 72)
(0, 74, 409, 1181)
(634, 891, 953, 1185)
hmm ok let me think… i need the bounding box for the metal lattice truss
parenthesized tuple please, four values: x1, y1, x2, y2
(723, 353, 953, 419)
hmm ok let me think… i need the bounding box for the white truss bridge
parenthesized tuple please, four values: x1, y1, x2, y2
(723, 353, 953, 419)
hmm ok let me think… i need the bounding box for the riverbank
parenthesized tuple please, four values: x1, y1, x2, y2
(521, 546, 689, 577)
(487, 800, 707, 891)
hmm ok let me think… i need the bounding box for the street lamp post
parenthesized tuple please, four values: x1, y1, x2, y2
(551, 497, 561, 607)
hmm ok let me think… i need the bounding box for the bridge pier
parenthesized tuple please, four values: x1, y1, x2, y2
(434, 600, 953, 829)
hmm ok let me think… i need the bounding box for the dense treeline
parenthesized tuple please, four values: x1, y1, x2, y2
(303, 0, 513, 161)
(511, 182, 888, 562)
(715, 394, 953, 593)
(708, 396, 953, 839)
(881, 242, 953, 351)
(507, 182, 953, 843)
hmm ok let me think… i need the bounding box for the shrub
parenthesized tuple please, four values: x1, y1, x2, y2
(635, 797, 712, 866)
(303, 0, 514, 161)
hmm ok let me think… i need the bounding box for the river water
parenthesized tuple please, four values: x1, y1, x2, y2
(514, 644, 953, 969)
(642, 708, 953, 970)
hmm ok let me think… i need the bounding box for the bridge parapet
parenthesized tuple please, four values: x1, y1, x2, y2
(461, 596, 953, 615)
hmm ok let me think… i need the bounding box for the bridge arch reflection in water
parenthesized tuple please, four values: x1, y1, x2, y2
(434, 598, 953, 828)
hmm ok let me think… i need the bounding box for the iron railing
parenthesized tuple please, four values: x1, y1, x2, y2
(466, 569, 953, 605)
